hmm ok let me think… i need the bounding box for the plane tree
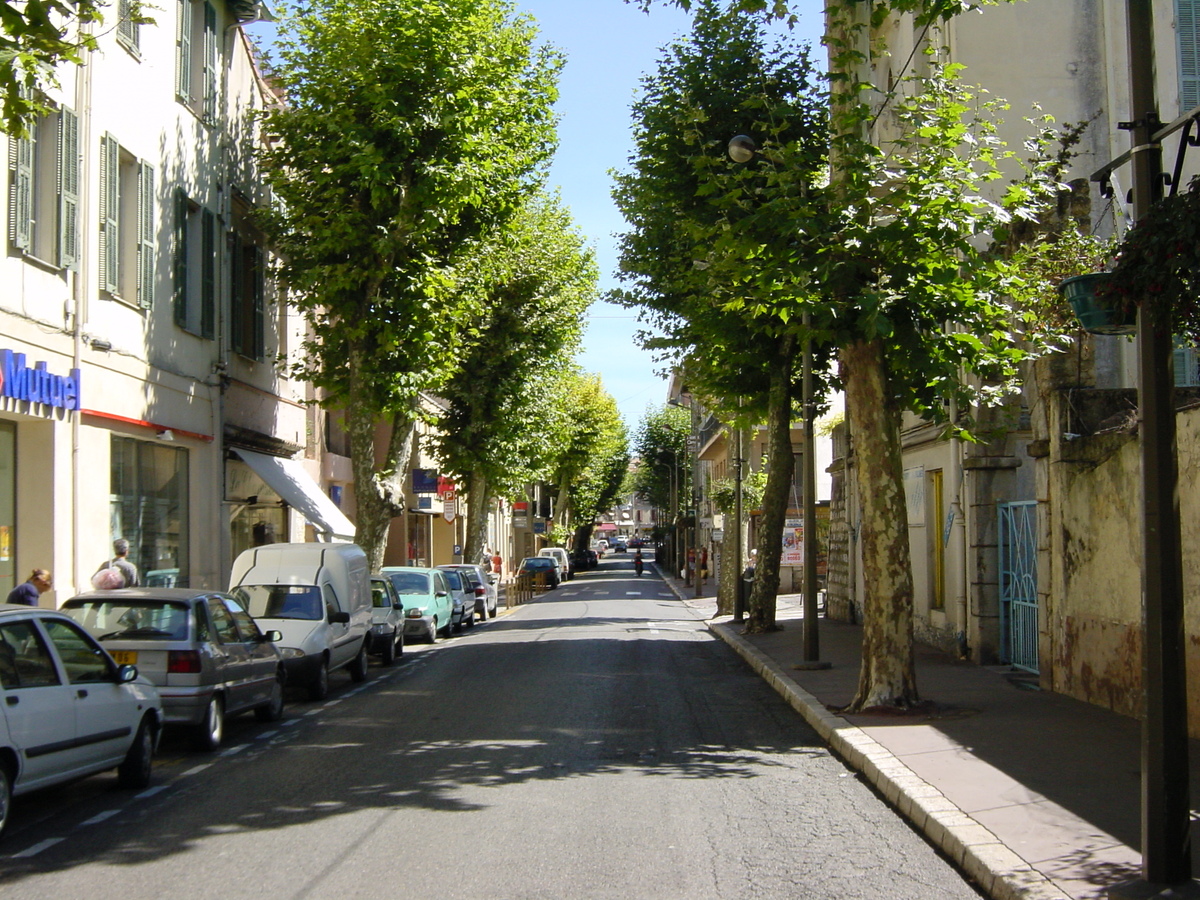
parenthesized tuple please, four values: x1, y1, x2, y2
(612, 0, 829, 631)
(258, 0, 561, 569)
(431, 194, 599, 564)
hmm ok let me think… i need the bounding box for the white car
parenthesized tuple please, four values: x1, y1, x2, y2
(0, 604, 163, 838)
(367, 576, 405, 665)
(437, 564, 498, 621)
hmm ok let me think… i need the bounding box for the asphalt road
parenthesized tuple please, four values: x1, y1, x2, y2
(0, 553, 983, 899)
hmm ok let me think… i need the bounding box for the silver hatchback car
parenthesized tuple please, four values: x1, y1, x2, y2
(64, 588, 285, 751)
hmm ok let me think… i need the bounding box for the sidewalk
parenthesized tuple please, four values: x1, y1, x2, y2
(658, 569, 1200, 900)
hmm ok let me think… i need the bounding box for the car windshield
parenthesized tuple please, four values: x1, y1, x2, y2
(64, 599, 191, 641)
(442, 571, 462, 590)
(233, 584, 322, 620)
(386, 572, 429, 595)
(523, 558, 553, 569)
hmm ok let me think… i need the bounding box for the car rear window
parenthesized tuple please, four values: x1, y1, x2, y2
(64, 598, 191, 641)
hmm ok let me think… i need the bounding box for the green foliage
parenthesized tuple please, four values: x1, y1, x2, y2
(0, 0, 108, 136)
(611, 0, 830, 420)
(1104, 177, 1200, 345)
(631, 404, 691, 510)
(550, 371, 630, 525)
(432, 193, 599, 497)
(708, 468, 766, 514)
(258, 0, 562, 418)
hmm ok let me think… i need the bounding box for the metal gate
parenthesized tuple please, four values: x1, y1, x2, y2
(998, 501, 1039, 673)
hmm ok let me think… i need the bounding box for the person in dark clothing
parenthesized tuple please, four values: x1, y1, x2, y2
(96, 538, 139, 588)
(7, 569, 51, 606)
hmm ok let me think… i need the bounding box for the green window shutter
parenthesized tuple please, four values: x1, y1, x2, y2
(253, 246, 265, 360)
(9, 131, 33, 251)
(203, 2, 218, 121)
(1174, 344, 1199, 386)
(201, 208, 215, 339)
(99, 133, 119, 293)
(173, 188, 189, 326)
(1179, 0, 1200, 113)
(137, 161, 156, 309)
(177, 0, 192, 102)
(58, 107, 79, 269)
(230, 236, 245, 355)
(118, 0, 139, 51)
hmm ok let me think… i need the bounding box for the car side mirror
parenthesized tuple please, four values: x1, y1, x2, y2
(392, 602, 403, 611)
(262, 630, 283, 642)
(117, 664, 139, 684)
(436, 590, 448, 598)
(328, 611, 350, 624)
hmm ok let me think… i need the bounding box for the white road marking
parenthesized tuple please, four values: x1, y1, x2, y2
(78, 809, 120, 827)
(254, 731, 278, 741)
(135, 784, 170, 799)
(626, 592, 641, 596)
(220, 743, 248, 756)
(181, 763, 213, 777)
(11, 838, 64, 858)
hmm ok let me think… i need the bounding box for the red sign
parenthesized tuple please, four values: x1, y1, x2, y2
(513, 501, 529, 512)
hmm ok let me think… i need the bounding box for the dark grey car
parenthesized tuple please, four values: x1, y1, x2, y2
(64, 588, 285, 751)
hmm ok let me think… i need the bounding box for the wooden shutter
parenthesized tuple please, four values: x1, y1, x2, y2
(203, 2, 218, 121)
(9, 129, 33, 251)
(118, 0, 139, 51)
(58, 107, 79, 269)
(1180, 0, 1200, 113)
(98, 133, 119, 293)
(177, 0, 192, 102)
(173, 188, 189, 326)
(230, 235, 245, 355)
(253, 245, 266, 360)
(137, 161, 156, 308)
(201, 208, 216, 339)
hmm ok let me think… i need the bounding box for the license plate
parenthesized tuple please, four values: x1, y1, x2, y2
(109, 650, 137, 665)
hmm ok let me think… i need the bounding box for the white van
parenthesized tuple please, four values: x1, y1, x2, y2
(538, 547, 572, 581)
(229, 543, 372, 701)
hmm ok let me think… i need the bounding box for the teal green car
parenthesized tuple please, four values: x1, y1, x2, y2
(380, 567, 454, 643)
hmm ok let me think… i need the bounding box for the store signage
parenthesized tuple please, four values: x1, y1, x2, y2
(0, 351, 81, 411)
(412, 469, 439, 494)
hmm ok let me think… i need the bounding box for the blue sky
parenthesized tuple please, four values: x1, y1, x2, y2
(513, 0, 824, 431)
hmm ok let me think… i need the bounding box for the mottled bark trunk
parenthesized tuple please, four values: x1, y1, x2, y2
(746, 335, 795, 633)
(716, 522, 737, 616)
(842, 338, 918, 710)
(463, 470, 491, 567)
(346, 349, 416, 572)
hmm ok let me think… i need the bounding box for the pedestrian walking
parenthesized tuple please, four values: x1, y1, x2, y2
(94, 538, 139, 589)
(7, 569, 51, 606)
(492, 551, 503, 581)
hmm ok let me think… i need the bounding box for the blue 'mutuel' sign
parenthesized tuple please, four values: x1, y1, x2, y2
(0, 350, 82, 411)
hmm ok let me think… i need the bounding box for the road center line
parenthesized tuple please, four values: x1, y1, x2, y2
(78, 810, 120, 827)
(11, 838, 64, 858)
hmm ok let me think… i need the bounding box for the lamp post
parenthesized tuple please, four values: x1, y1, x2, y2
(728, 134, 827, 667)
(733, 418, 746, 622)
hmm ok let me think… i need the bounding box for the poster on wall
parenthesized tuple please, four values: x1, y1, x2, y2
(782, 517, 804, 566)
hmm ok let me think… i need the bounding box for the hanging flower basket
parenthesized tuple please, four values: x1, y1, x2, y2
(1058, 273, 1137, 336)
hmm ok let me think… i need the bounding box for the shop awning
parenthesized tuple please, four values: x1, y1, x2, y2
(232, 448, 356, 541)
(595, 523, 618, 532)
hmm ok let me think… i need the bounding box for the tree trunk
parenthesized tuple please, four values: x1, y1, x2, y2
(746, 335, 795, 633)
(463, 470, 492, 567)
(346, 349, 416, 571)
(716, 522, 738, 616)
(842, 337, 918, 711)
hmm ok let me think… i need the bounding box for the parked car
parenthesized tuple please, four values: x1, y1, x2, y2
(0, 604, 163, 838)
(538, 547, 572, 582)
(229, 543, 373, 701)
(64, 589, 285, 750)
(382, 567, 454, 643)
(367, 576, 405, 665)
(628, 538, 645, 549)
(438, 568, 475, 631)
(612, 540, 628, 553)
(518, 556, 561, 589)
(569, 548, 591, 572)
(438, 564, 497, 621)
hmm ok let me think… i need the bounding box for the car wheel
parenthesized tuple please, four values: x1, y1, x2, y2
(427, 618, 438, 643)
(309, 658, 330, 701)
(118, 715, 155, 788)
(348, 640, 368, 683)
(396, 630, 405, 658)
(380, 631, 396, 666)
(488, 601, 497, 619)
(255, 669, 286, 722)
(439, 616, 453, 639)
(194, 695, 225, 751)
(0, 761, 12, 838)
(465, 611, 474, 629)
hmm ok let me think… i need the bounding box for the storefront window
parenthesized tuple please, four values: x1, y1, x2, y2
(226, 456, 287, 563)
(110, 437, 189, 586)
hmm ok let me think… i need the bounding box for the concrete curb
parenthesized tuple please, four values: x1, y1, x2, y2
(662, 580, 1068, 900)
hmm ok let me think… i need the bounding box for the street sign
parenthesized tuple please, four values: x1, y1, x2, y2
(442, 491, 457, 523)
(533, 521, 546, 534)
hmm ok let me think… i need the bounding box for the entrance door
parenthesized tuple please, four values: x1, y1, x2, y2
(998, 501, 1039, 673)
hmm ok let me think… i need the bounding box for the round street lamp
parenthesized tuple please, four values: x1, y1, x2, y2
(727, 134, 758, 164)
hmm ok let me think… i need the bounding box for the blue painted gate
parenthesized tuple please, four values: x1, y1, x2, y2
(998, 501, 1039, 673)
